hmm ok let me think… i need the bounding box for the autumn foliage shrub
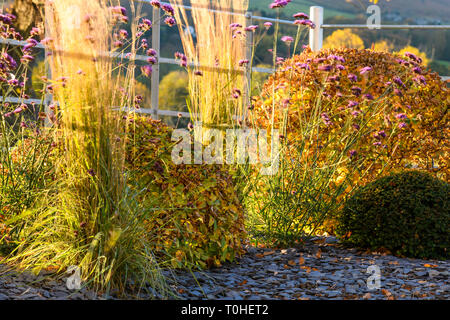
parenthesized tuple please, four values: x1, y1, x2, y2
(125, 116, 246, 268)
(252, 47, 449, 188)
(336, 171, 449, 259)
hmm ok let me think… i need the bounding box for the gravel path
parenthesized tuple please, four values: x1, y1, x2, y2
(167, 237, 449, 300)
(1, 236, 449, 300)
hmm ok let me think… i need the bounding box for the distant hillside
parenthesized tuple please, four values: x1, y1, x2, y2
(249, 0, 450, 23)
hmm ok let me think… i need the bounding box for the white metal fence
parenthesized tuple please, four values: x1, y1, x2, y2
(1, 2, 449, 122)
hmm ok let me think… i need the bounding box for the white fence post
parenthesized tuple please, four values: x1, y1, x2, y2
(309, 6, 324, 52)
(44, 2, 52, 127)
(243, 11, 253, 122)
(151, 7, 161, 120)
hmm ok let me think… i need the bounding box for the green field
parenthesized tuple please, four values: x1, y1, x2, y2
(248, 0, 357, 20)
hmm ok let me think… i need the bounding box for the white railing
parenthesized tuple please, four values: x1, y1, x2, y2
(1, 4, 449, 122)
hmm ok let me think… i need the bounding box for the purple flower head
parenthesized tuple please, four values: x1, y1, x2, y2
(359, 66, 372, 75)
(318, 64, 332, 72)
(281, 36, 294, 44)
(245, 25, 259, 32)
(321, 112, 333, 126)
(336, 64, 346, 71)
(351, 110, 360, 117)
(150, 0, 161, 8)
(378, 130, 387, 138)
(119, 29, 128, 39)
(164, 17, 176, 27)
(141, 65, 152, 77)
(314, 58, 326, 64)
(373, 141, 382, 146)
(393, 76, 405, 88)
(295, 62, 310, 70)
(194, 70, 203, 76)
(348, 73, 358, 82)
(113, 40, 123, 48)
(413, 75, 427, 85)
(293, 12, 309, 19)
(30, 27, 40, 36)
(352, 123, 360, 130)
(230, 23, 242, 30)
(398, 122, 407, 128)
(162, 4, 175, 16)
(404, 52, 422, 64)
(239, 59, 249, 67)
(351, 86, 362, 97)
(147, 48, 157, 56)
(269, 0, 290, 9)
(412, 66, 422, 74)
(141, 19, 152, 30)
(349, 150, 357, 157)
(363, 93, 374, 100)
(328, 55, 345, 63)
(395, 113, 407, 120)
(394, 88, 403, 97)
(147, 56, 157, 64)
(328, 75, 340, 82)
(20, 54, 34, 63)
(264, 22, 273, 29)
(347, 101, 359, 108)
(111, 6, 127, 16)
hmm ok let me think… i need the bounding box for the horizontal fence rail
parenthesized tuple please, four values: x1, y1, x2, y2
(0, 4, 449, 122)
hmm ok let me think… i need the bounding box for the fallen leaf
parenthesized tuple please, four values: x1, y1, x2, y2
(299, 257, 305, 265)
(283, 264, 290, 269)
(288, 260, 296, 266)
(316, 249, 322, 259)
(255, 254, 264, 258)
(381, 289, 392, 297)
(362, 293, 371, 299)
(236, 279, 245, 285)
(388, 261, 399, 265)
(263, 250, 276, 256)
(424, 263, 438, 268)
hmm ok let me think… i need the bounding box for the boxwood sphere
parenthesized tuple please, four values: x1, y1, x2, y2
(336, 170, 449, 259)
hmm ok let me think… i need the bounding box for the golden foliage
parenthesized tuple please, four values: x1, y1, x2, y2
(252, 47, 449, 189)
(125, 116, 246, 268)
(323, 29, 365, 50)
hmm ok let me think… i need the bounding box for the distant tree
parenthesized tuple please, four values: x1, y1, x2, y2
(323, 29, 365, 50)
(159, 70, 189, 112)
(372, 40, 394, 52)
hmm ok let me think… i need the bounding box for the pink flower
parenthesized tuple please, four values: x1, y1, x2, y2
(359, 66, 372, 75)
(239, 59, 249, 67)
(162, 4, 175, 16)
(150, 0, 161, 8)
(141, 65, 152, 77)
(293, 12, 309, 19)
(164, 17, 176, 27)
(147, 48, 157, 56)
(244, 25, 259, 32)
(281, 36, 294, 44)
(264, 22, 272, 29)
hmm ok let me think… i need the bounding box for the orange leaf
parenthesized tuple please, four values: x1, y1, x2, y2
(299, 257, 305, 265)
(239, 280, 248, 286)
(255, 254, 264, 258)
(381, 289, 392, 297)
(363, 293, 371, 299)
(288, 260, 296, 266)
(316, 249, 322, 259)
(283, 264, 290, 269)
(424, 263, 438, 268)
(263, 250, 276, 256)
